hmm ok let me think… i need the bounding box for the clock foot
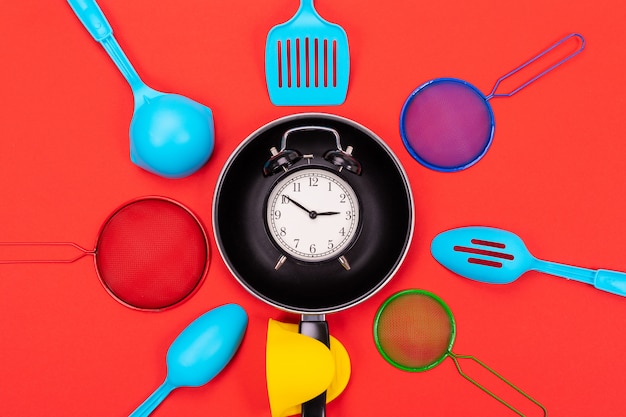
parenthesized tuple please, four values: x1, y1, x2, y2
(274, 255, 287, 270)
(338, 255, 351, 271)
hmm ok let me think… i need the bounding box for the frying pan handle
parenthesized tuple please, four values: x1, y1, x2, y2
(299, 317, 329, 417)
(487, 33, 585, 99)
(448, 353, 547, 416)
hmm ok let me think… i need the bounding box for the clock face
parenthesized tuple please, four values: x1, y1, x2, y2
(265, 168, 360, 262)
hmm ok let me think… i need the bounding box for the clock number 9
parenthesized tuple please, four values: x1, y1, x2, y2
(273, 210, 282, 219)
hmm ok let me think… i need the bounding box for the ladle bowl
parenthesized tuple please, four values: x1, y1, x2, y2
(67, 0, 214, 179)
(130, 88, 214, 178)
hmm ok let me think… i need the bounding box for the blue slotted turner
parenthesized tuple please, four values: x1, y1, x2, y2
(431, 226, 626, 297)
(265, 0, 350, 106)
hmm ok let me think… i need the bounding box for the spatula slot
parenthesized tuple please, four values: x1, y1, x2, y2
(468, 257, 503, 268)
(272, 37, 340, 90)
(471, 238, 506, 249)
(453, 245, 514, 260)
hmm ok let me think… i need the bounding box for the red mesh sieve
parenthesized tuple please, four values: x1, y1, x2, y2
(95, 198, 208, 310)
(374, 290, 454, 371)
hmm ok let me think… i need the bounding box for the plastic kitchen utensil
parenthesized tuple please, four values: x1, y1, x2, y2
(67, 0, 214, 178)
(129, 304, 248, 417)
(431, 226, 626, 297)
(0, 197, 209, 310)
(265, 0, 350, 106)
(400, 33, 585, 171)
(266, 319, 351, 417)
(374, 290, 546, 416)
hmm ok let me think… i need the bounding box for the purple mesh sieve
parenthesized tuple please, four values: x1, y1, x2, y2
(400, 33, 585, 172)
(400, 78, 494, 171)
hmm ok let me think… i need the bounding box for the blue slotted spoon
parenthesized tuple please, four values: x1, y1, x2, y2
(265, 0, 350, 106)
(431, 226, 626, 297)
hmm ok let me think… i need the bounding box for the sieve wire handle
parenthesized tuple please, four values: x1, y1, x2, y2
(449, 352, 547, 416)
(486, 33, 585, 100)
(0, 242, 94, 264)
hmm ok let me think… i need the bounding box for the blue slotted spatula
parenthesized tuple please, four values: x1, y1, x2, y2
(265, 0, 350, 106)
(431, 226, 626, 297)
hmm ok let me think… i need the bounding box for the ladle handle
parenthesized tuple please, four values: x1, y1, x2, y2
(487, 33, 585, 99)
(449, 353, 547, 416)
(67, 0, 146, 92)
(0, 242, 93, 264)
(67, 0, 112, 41)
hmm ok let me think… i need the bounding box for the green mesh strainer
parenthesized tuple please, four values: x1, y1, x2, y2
(373, 289, 547, 416)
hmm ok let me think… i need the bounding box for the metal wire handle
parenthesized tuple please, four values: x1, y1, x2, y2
(0, 242, 94, 264)
(280, 126, 344, 152)
(487, 33, 585, 100)
(448, 352, 548, 416)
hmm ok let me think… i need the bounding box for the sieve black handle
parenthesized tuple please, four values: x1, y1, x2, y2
(449, 352, 547, 416)
(299, 318, 330, 417)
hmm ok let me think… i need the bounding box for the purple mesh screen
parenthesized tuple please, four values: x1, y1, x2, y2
(400, 79, 494, 171)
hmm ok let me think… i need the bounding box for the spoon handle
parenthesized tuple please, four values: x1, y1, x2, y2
(535, 260, 626, 297)
(128, 381, 175, 417)
(67, 0, 146, 91)
(533, 259, 596, 284)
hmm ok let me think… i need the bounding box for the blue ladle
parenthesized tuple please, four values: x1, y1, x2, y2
(129, 303, 248, 417)
(431, 226, 626, 297)
(67, 0, 214, 179)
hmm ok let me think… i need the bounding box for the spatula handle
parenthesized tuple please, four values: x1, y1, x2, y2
(594, 270, 626, 297)
(67, 0, 112, 41)
(534, 259, 596, 285)
(535, 260, 626, 297)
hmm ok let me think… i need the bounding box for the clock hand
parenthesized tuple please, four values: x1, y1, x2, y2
(285, 196, 336, 219)
(285, 196, 314, 216)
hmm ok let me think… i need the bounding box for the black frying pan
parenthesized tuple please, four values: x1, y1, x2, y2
(213, 113, 414, 314)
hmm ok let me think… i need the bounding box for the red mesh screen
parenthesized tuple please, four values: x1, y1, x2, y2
(375, 291, 453, 370)
(95, 198, 208, 310)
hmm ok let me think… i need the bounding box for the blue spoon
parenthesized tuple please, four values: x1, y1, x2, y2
(431, 226, 626, 297)
(129, 304, 248, 417)
(67, 0, 214, 179)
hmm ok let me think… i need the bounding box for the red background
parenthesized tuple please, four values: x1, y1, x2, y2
(1, 1, 625, 416)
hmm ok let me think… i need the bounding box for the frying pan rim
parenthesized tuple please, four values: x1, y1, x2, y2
(212, 112, 415, 314)
(399, 77, 496, 172)
(94, 195, 211, 311)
